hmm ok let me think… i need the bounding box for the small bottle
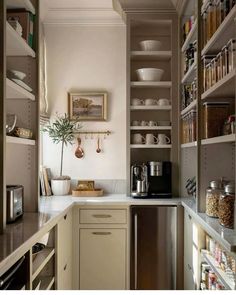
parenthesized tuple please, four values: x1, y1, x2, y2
(218, 183, 235, 228)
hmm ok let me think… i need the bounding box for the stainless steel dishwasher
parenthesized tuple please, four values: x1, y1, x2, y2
(130, 206, 179, 290)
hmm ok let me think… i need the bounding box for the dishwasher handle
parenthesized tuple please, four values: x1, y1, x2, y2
(134, 213, 138, 290)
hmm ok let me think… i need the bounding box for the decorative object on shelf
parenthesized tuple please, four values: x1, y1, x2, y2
(136, 68, 164, 81)
(12, 127, 33, 139)
(75, 137, 84, 159)
(222, 114, 235, 135)
(72, 180, 103, 197)
(139, 40, 162, 51)
(6, 113, 17, 134)
(68, 92, 107, 121)
(42, 113, 81, 196)
(7, 10, 34, 48)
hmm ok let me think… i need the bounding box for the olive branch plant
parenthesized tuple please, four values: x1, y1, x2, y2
(42, 113, 81, 179)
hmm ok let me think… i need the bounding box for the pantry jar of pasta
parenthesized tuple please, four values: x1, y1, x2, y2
(206, 180, 224, 217)
(218, 183, 235, 228)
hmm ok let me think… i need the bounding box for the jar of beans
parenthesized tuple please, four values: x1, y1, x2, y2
(206, 180, 224, 217)
(218, 183, 235, 228)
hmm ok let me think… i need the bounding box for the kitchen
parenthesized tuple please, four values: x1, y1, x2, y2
(0, 0, 236, 292)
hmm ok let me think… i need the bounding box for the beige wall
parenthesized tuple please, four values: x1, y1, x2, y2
(43, 25, 127, 180)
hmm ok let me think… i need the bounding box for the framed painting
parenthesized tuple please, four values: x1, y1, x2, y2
(68, 92, 107, 121)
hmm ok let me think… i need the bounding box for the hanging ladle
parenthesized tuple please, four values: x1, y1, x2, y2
(75, 137, 84, 158)
(96, 137, 101, 153)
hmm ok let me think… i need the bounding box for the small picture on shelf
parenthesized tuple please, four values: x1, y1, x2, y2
(68, 92, 107, 121)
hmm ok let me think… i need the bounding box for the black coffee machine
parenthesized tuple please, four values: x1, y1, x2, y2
(147, 161, 172, 198)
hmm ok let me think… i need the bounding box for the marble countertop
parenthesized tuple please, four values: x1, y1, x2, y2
(0, 194, 236, 275)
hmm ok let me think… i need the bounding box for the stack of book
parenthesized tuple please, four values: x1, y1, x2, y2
(40, 167, 52, 196)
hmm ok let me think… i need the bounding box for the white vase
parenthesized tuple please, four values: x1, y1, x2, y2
(51, 179, 71, 196)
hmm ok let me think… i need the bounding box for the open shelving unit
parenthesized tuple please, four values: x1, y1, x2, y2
(181, 99, 197, 116)
(0, 0, 40, 233)
(127, 11, 179, 197)
(201, 250, 236, 290)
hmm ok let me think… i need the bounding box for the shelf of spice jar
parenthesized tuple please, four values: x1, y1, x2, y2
(201, 249, 235, 290)
(201, 69, 236, 100)
(202, 5, 236, 56)
(181, 61, 197, 84)
(201, 134, 235, 145)
(181, 20, 198, 53)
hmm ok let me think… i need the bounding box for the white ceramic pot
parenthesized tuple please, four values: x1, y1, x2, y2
(136, 68, 164, 81)
(51, 179, 71, 196)
(140, 40, 162, 51)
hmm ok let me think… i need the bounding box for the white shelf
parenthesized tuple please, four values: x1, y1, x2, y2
(201, 69, 236, 99)
(6, 0, 36, 14)
(181, 100, 197, 116)
(6, 22, 35, 57)
(130, 51, 172, 61)
(6, 78, 35, 101)
(201, 134, 235, 145)
(181, 61, 197, 84)
(130, 144, 172, 149)
(202, 6, 236, 55)
(32, 248, 55, 281)
(201, 250, 235, 290)
(6, 136, 35, 146)
(131, 81, 172, 88)
(130, 126, 171, 131)
(181, 20, 197, 53)
(130, 105, 171, 111)
(181, 141, 197, 148)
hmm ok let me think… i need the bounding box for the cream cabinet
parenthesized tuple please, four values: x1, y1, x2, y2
(77, 207, 129, 290)
(184, 210, 205, 290)
(57, 209, 73, 290)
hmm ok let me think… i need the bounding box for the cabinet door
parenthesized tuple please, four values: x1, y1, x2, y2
(184, 211, 195, 290)
(79, 228, 126, 290)
(57, 210, 73, 290)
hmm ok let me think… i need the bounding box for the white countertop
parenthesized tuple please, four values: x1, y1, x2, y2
(0, 194, 236, 275)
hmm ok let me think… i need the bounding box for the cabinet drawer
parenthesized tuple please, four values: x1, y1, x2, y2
(79, 209, 127, 224)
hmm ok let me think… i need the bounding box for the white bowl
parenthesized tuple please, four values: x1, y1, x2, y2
(9, 70, 26, 80)
(140, 40, 162, 51)
(136, 68, 164, 81)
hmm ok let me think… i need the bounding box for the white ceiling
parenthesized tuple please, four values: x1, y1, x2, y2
(40, 0, 179, 25)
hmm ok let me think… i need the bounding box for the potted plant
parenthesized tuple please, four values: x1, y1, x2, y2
(43, 113, 80, 195)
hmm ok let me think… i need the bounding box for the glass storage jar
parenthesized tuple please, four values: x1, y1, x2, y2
(227, 39, 236, 73)
(206, 180, 224, 217)
(218, 184, 235, 228)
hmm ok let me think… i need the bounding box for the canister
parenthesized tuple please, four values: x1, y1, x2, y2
(227, 39, 236, 72)
(206, 180, 224, 217)
(218, 183, 235, 228)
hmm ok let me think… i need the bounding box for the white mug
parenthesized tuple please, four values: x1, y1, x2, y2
(132, 120, 140, 126)
(148, 121, 157, 127)
(132, 133, 146, 144)
(158, 98, 170, 106)
(131, 98, 144, 106)
(157, 134, 171, 145)
(146, 134, 158, 145)
(141, 120, 148, 126)
(145, 98, 158, 106)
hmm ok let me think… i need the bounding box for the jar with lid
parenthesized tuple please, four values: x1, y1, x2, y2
(218, 183, 235, 228)
(216, 52, 222, 81)
(206, 1, 214, 41)
(227, 39, 236, 73)
(206, 180, 224, 217)
(211, 57, 217, 84)
(222, 45, 229, 76)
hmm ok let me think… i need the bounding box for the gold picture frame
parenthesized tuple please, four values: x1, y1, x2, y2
(68, 92, 108, 121)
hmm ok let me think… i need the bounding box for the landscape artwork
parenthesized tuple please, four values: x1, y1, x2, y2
(68, 92, 107, 121)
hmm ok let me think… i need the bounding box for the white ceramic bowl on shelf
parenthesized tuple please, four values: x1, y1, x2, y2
(136, 68, 164, 81)
(139, 40, 162, 51)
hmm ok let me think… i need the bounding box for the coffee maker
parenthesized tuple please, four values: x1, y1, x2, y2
(147, 161, 172, 198)
(131, 164, 148, 197)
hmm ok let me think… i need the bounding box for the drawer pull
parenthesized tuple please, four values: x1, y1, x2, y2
(92, 232, 111, 235)
(64, 214, 67, 220)
(92, 214, 112, 218)
(64, 264, 67, 271)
